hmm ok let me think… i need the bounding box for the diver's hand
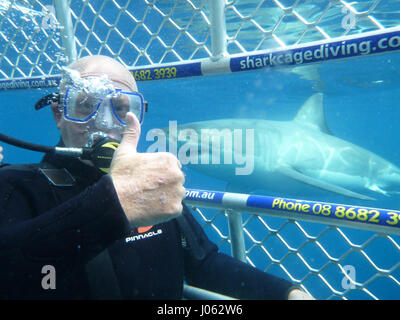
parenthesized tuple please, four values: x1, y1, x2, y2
(109, 112, 185, 227)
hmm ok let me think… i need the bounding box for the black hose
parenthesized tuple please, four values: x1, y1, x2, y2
(0, 132, 54, 153)
(0, 132, 113, 163)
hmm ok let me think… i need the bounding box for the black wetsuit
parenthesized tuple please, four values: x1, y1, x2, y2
(0, 151, 295, 299)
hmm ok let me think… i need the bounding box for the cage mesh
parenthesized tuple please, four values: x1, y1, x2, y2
(191, 206, 400, 300)
(1, 0, 397, 79)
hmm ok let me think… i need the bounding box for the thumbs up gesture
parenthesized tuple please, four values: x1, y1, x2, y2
(109, 112, 185, 227)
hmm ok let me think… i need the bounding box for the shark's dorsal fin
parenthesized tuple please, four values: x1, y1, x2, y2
(293, 93, 332, 135)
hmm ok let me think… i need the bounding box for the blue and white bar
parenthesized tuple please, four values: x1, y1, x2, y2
(2, 27, 400, 91)
(184, 189, 400, 236)
(0, 75, 60, 91)
(129, 26, 400, 80)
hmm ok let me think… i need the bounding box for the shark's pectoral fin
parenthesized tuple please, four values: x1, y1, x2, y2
(277, 166, 375, 201)
(368, 184, 389, 197)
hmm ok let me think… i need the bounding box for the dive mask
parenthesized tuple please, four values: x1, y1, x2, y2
(63, 87, 147, 125)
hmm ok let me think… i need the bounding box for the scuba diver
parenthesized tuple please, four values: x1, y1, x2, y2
(0, 55, 313, 300)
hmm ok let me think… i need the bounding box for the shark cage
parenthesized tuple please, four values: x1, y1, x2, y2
(1, 0, 400, 300)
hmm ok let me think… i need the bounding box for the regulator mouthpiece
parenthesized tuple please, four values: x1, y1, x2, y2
(85, 137, 120, 173)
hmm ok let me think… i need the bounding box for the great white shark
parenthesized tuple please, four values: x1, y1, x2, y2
(162, 93, 400, 201)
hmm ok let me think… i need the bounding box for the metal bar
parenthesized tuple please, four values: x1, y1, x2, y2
(183, 284, 236, 300)
(208, 0, 228, 60)
(226, 210, 246, 262)
(54, 0, 77, 63)
(184, 189, 400, 236)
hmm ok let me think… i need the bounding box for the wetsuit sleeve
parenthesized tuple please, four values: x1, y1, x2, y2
(182, 208, 297, 300)
(0, 172, 130, 298)
(0, 173, 129, 260)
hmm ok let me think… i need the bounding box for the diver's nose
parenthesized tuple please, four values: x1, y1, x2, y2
(92, 108, 124, 142)
(95, 104, 114, 130)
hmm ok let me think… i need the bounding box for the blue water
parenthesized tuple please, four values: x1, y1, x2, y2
(1, 0, 400, 300)
(2, 51, 400, 299)
(127, 54, 400, 300)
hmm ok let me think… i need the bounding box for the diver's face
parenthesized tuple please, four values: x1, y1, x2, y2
(53, 82, 133, 148)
